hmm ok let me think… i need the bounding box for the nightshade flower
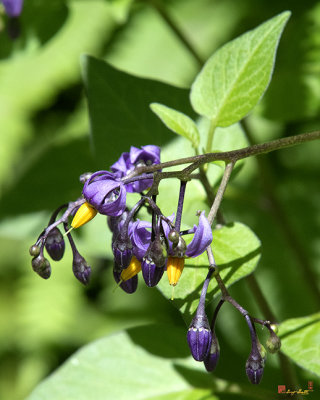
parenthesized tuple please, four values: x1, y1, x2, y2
(83, 171, 126, 216)
(111, 145, 160, 192)
(167, 212, 213, 286)
(2, 0, 24, 17)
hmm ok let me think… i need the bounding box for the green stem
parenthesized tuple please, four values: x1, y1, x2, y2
(206, 119, 216, 153)
(207, 161, 234, 225)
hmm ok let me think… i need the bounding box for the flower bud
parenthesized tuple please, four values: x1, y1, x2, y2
(204, 332, 220, 372)
(29, 244, 40, 257)
(45, 227, 65, 261)
(32, 255, 51, 279)
(112, 234, 133, 269)
(72, 253, 91, 285)
(113, 269, 138, 294)
(168, 229, 180, 244)
(187, 314, 212, 361)
(266, 332, 281, 354)
(245, 350, 265, 384)
(141, 259, 165, 287)
(172, 236, 187, 258)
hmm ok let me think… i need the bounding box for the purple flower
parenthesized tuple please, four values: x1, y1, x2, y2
(185, 212, 212, 257)
(83, 171, 126, 217)
(2, 0, 24, 17)
(129, 219, 152, 261)
(111, 145, 161, 193)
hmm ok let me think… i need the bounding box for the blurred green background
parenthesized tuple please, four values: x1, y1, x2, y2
(0, 0, 319, 399)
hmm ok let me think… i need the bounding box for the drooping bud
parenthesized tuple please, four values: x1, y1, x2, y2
(204, 331, 220, 372)
(72, 252, 91, 285)
(187, 314, 212, 361)
(29, 244, 41, 257)
(45, 227, 65, 261)
(245, 350, 265, 385)
(71, 201, 97, 229)
(141, 236, 166, 287)
(172, 236, 187, 258)
(120, 256, 141, 281)
(167, 256, 185, 286)
(266, 332, 281, 354)
(31, 255, 51, 279)
(112, 234, 133, 269)
(168, 229, 180, 244)
(113, 268, 138, 294)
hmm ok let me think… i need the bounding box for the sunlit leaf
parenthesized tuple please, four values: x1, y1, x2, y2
(190, 11, 290, 126)
(150, 103, 200, 148)
(279, 313, 320, 376)
(158, 222, 261, 322)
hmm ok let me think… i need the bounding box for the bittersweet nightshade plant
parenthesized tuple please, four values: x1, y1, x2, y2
(28, 9, 320, 393)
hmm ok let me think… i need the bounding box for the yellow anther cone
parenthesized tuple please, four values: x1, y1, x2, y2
(167, 256, 185, 287)
(120, 256, 141, 281)
(71, 202, 97, 229)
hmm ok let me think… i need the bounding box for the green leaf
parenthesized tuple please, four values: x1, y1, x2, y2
(150, 103, 200, 148)
(158, 222, 261, 321)
(26, 324, 216, 400)
(190, 11, 291, 127)
(279, 313, 320, 376)
(81, 56, 196, 166)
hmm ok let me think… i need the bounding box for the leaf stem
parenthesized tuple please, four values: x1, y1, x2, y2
(207, 161, 235, 225)
(206, 119, 216, 153)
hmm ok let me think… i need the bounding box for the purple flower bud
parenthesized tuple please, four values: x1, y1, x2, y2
(187, 314, 212, 361)
(245, 352, 265, 385)
(32, 255, 51, 279)
(113, 269, 138, 294)
(246, 342, 266, 385)
(204, 332, 220, 372)
(2, 0, 24, 17)
(112, 234, 133, 269)
(141, 259, 165, 287)
(141, 236, 167, 287)
(72, 253, 91, 285)
(45, 227, 65, 261)
(83, 171, 126, 216)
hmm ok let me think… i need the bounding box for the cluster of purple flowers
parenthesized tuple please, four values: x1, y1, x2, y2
(29, 143, 279, 384)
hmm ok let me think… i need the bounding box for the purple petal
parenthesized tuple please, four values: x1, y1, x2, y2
(2, 0, 24, 17)
(83, 171, 126, 216)
(185, 212, 212, 257)
(129, 220, 152, 261)
(130, 145, 160, 165)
